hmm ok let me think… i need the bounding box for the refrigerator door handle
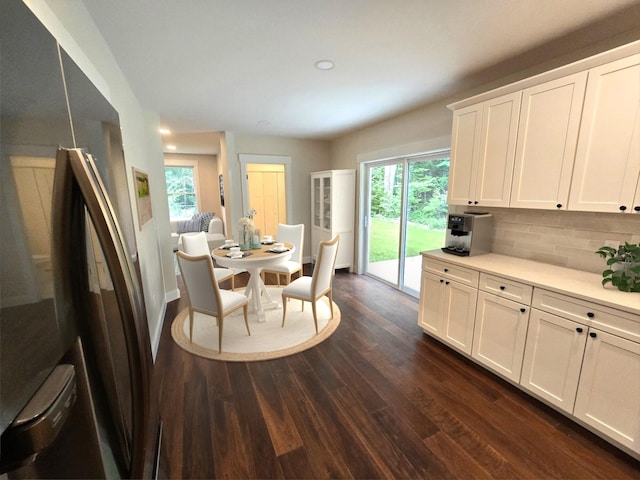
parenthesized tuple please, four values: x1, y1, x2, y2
(0, 365, 76, 472)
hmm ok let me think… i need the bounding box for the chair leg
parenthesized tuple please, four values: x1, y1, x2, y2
(276, 273, 281, 287)
(189, 308, 194, 341)
(311, 300, 319, 335)
(328, 288, 334, 319)
(243, 304, 251, 335)
(231, 274, 235, 290)
(281, 295, 288, 327)
(218, 316, 224, 353)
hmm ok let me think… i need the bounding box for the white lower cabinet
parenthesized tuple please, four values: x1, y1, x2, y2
(574, 329, 640, 454)
(418, 255, 640, 458)
(471, 291, 530, 382)
(520, 309, 587, 412)
(418, 271, 478, 355)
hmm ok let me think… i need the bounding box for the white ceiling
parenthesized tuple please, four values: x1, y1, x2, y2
(82, 0, 639, 153)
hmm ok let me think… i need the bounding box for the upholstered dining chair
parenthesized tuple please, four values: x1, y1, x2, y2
(176, 251, 250, 353)
(261, 223, 304, 286)
(281, 234, 339, 334)
(181, 231, 236, 288)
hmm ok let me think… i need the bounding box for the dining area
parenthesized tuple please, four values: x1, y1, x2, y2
(172, 223, 341, 358)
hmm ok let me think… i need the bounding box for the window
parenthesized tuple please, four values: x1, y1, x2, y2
(364, 151, 450, 296)
(165, 161, 199, 219)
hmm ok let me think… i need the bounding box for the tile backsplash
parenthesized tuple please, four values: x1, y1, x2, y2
(459, 207, 640, 274)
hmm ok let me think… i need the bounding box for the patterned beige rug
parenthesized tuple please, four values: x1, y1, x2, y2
(171, 287, 341, 361)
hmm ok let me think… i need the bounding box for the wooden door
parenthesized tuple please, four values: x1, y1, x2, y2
(247, 163, 286, 237)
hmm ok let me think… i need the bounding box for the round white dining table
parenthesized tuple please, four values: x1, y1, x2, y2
(212, 242, 294, 323)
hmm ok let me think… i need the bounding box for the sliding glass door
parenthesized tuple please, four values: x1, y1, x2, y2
(364, 152, 449, 296)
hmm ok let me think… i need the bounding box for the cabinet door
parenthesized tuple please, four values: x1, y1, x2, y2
(511, 72, 587, 210)
(322, 176, 331, 230)
(569, 55, 640, 213)
(574, 329, 640, 454)
(418, 271, 444, 335)
(448, 104, 482, 206)
(520, 310, 587, 412)
(312, 176, 321, 227)
(472, 291, 530, 382)
(441, 280, 478, 355)
(634, 175, 640, 214)
(475, 92, 521, 207)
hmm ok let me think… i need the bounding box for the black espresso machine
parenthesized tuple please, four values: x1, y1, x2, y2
(442, 212, 493, 256)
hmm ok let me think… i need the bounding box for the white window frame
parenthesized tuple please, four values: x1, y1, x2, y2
(164, 159, 201, 220)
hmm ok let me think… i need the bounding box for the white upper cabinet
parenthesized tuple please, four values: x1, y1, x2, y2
(510, 73, 587, 210)
(568, 55, 640, 213)
(448, 92, 521, 207)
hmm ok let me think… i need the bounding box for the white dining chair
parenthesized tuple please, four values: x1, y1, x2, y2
(176, 251, 250, 353)
(261, 223, 304, 286)
(181, 231, 236, 288)
(281, 235, 339, 334)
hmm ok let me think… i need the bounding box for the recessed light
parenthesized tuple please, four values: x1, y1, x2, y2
(166, 144, 177, 150)
(314, 60, 335, 70)
(159, 128, 171, 135)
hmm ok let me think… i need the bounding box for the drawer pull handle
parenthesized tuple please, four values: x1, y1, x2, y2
(587, 312, 595, 318)
(499, 286, 506, 290)
(589, 332, 597, 338)
(576, 327, 583, 333)
(619, 205, 627, 211)
(520, 308, 526, 313)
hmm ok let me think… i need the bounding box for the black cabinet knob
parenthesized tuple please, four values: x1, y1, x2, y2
(468, 201, 472, 205)
(634, 206, 640, 212)
(589, 332, 597, 338)
(620, 205, 627, 211)
(445, 281, 450, 285)
(520, 308, 526, 313)
(587, 312, 595, 318)
(499, 286, 506, 290)
(440, 279, 444, 283)
(444, 268, 448, 272)
(556, 203, 562, 208)
(474, 200, 479, 205)
(576, 327, 583, 333)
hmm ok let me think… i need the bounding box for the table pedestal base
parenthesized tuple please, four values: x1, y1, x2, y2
(244, 267, 281, 323)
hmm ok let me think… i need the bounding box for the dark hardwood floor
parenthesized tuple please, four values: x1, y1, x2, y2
(154, 267, 639, 479)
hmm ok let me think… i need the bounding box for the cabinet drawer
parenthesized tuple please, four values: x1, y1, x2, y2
(423, 258, 479, 287)
(479, 273, 533, 304)
(532, 289, 640, 342)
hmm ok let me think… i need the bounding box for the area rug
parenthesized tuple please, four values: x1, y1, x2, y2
(171, 287, 341, 361)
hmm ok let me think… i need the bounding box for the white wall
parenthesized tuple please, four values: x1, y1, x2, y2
(26, 0, 177, 358)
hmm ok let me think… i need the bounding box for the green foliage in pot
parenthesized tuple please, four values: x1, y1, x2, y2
(595, 242, 640, 292)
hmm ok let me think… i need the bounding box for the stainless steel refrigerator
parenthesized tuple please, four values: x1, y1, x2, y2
(1, 1, 159, 477)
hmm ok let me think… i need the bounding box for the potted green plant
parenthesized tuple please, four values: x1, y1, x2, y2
(595, 242, 640, 292)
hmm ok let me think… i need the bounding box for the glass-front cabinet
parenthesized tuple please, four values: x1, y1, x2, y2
(310, 170, 355, 270)
(322, 177, 331, 229)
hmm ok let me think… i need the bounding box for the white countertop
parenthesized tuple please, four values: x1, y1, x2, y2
(422, 250, 640, 316)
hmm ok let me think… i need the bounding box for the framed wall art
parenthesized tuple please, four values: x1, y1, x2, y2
(133, 167, 153, 229)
